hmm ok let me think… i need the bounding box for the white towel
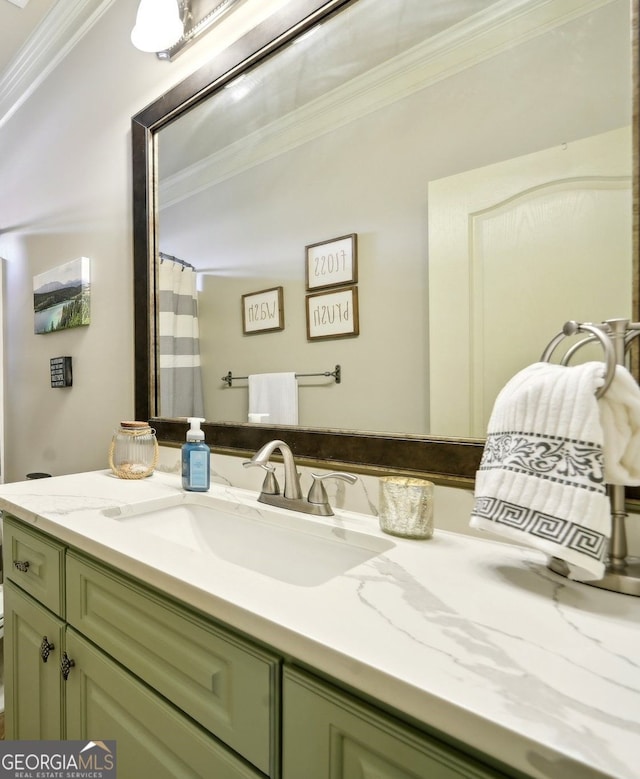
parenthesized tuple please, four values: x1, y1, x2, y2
(470, 361, 640, 581)
(248, 372, 298, 426)
(599, 364, 640, 485)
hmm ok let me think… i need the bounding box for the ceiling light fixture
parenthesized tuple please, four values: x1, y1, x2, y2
(131, 0, 184, 53)
(131, 0, 243, 61)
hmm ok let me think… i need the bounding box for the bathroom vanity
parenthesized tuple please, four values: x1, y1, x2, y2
(0, 470, 638, 779)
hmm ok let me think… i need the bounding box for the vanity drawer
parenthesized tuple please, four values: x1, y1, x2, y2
(2, 515, 65, 616)
(66, 552, 280, 777)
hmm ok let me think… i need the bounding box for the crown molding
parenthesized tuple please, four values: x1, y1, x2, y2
(160, 0, 617, 209)
(0, 0, 115, 129)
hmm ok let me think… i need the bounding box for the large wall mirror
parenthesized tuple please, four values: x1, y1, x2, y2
(133, 0, 639, 488)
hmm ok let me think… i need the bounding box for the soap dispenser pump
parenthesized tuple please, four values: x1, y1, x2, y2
(182, 417, 210, 492)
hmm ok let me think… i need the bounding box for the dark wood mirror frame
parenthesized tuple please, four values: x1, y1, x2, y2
(133, 0, 640, 495)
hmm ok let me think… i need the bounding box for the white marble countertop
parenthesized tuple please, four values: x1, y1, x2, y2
(0, 470, 638, 779)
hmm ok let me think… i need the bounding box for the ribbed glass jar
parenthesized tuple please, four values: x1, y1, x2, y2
(109, 421, 158, 479)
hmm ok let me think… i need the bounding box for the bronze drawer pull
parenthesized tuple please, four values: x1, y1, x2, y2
(61, 653, 75, 681)
(13, 560, 30, 572)
(40, 637, 55, 662)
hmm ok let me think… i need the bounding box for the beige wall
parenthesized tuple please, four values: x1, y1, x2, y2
(0, 0, 291, 482)
(187, 116, 432, 432)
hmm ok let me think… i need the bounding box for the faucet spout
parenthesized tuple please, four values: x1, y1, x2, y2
(244, 438, 357, 517)
(245, 439, 302, 499)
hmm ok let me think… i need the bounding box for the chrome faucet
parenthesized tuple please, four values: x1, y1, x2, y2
(244, 439, 303, 500)
(244, 439, 357, 516)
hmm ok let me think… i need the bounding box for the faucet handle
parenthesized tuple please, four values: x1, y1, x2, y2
(243, 461, 280, 495)
(308, 471, 358, 513)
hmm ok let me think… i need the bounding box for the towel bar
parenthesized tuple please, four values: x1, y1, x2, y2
(221, 365, 341, 387)
(542, 318, 640, 596)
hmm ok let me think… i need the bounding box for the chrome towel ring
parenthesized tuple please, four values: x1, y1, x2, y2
(540, 320, 617, 398)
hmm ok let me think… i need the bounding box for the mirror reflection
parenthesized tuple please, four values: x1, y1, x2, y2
(156, 0, 632, 438)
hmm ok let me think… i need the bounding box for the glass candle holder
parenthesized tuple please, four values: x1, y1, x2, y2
(109, 421, 158, 479)
(378, 476, 434, 539)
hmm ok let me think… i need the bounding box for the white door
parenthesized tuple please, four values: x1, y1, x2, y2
(428, 127, 632, 438)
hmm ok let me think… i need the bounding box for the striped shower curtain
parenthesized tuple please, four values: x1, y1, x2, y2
(158, 257, 205, 419)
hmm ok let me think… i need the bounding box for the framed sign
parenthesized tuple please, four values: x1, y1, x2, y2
(242, 286, 284, 334)
(306, 286, 359, 341)
(305, 233, 357, 290)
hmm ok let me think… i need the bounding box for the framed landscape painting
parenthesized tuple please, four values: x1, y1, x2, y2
(34, 257, 91, 334)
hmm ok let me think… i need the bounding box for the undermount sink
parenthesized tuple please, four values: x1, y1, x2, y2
(103, 492, 394, 587)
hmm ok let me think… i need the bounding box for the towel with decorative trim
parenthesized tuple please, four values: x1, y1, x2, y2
(470, 361, 640, 581)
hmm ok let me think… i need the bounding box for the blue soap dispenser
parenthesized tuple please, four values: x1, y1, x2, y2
(182, 417, 210, 492)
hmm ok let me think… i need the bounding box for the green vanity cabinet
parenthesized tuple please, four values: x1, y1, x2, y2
(3, 515, 67, 740)
(282, 667, 511, 779)
(64, 628, 264, 779)
(2, 516, 276, 779)
(65, 551, 279, 777)
(3, 585, 263, 778)
(4, 581, 65, 739)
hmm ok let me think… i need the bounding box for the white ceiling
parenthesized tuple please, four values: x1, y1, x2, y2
(0, 0, 59, 78)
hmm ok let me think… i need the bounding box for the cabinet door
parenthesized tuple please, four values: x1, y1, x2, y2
(4, 581, 65, 740)
(66, 552, 278, 776)
(65, 629, 263, 779)
(283, 667, 507, 779)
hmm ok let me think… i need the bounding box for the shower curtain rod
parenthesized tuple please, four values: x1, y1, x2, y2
(159, 252, 195, 271)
